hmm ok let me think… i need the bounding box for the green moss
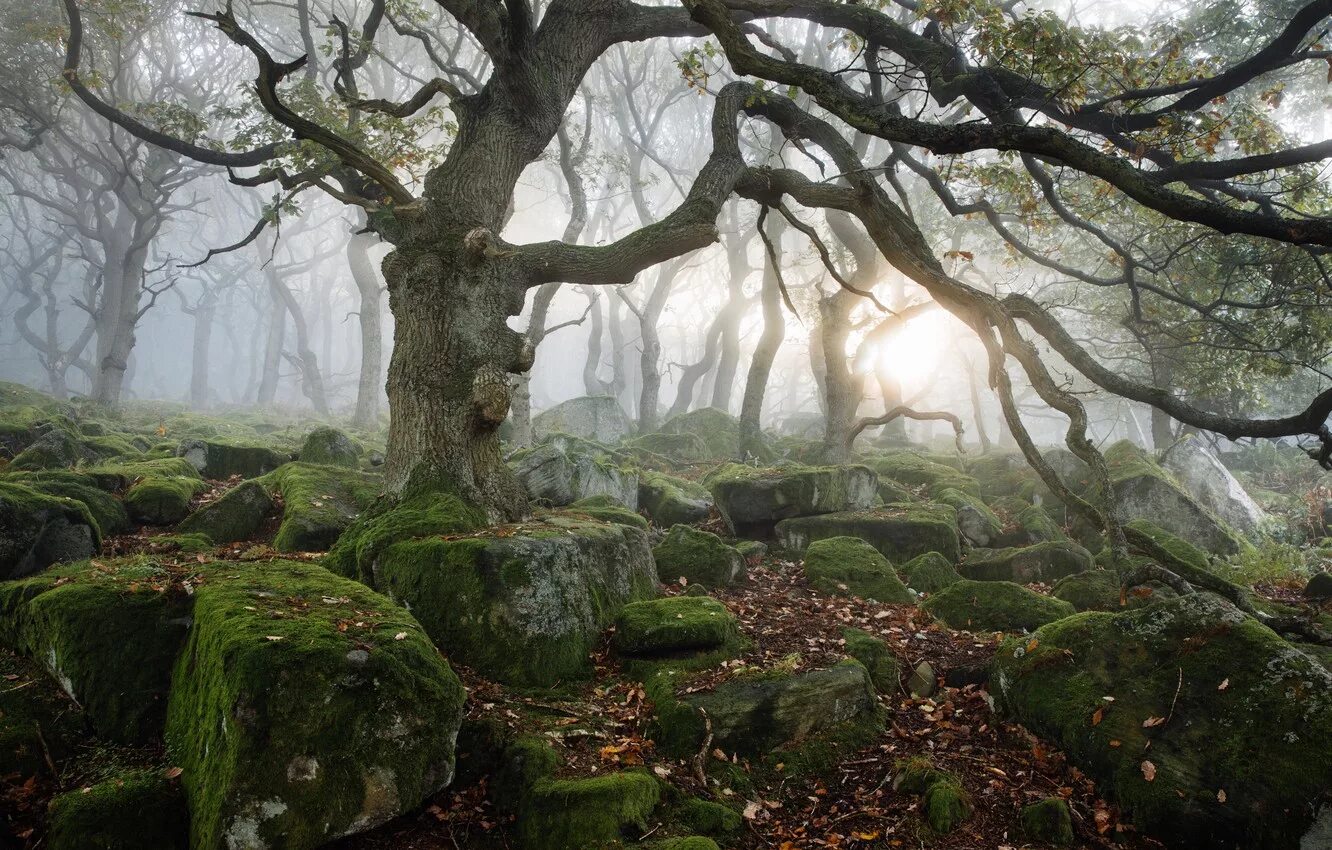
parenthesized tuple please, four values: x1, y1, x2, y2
(966, 452, 1041, 499)
(176, 438, 288, 479)
(47, 769, 188, 850)
(650, 837, 721, 850)
(124, 475, 206, 525)
(176, 479, 275, 544)
(1021, 797, 1075, 846)
(1125, 519, 1210, 573)
(893, 757, 971, 834)
(0, 481, 101, 578)
(613, 596, 739, 657)
(298, 426, 363, 468)
(841, 627, 899, 693)
(565, 495, 649, 529)
(1051, 569, 1122, 612)
(517, 771, 661, 850)
(935, 486, 1002, 542)
(868, 451, 981, 497)
(638, 471, 713, 527)
(84, 457, 201, 491)
(659, 408, 742, 459)
(803, 536, 912, 603)
(901, 551, 962, 593)
(675, 798, 741, 836)
(960, 541, 1094, 584)
(260, 462, 380, 552)
(776, 503, 961, 564)
(166, 559, 464, 850)
(705, 463, 879, 537)
(922, 579, 1075, 632)
(3, 470, 131, 535)
(1017, 504, 1066, 543)
(324, 490, 485, 583)
(652, 524, 744, 587)
(626, 432, 711, 463)
(0, 648, 84, 777)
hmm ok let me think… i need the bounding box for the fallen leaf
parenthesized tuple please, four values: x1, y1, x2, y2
(1218, 678, 1229, 691)
(265, 635, 284, 642)
(1143, 716, 1166, 728)
(1141, 760, 1156, 782)
(1091, 707, 1104, 726)
(394, 631, 408, 640)
(1217, 789, 1227, 803)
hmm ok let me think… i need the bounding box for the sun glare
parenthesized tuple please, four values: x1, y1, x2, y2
(866, 309, 953, 386)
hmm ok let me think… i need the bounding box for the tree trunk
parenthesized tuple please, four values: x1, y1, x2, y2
(270, 275, 330, 416)
(257, 281, 286, 406)
(89, 230, 147, 407)
(965, 353, 992, 453)
(189, 292, 217, 409)
(582, 289, 611, 396)
(738, 215, 785, 460)
(348, 229, 384, 427)
(818, 291, 860, 460)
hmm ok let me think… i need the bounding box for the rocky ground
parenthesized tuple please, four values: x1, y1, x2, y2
(2, 385, 1330, 850)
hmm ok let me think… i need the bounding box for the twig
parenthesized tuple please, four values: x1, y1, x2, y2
(35, 720, 59, 786)
(1164, 667, 1183, 727)
(693, 708, 713, 787)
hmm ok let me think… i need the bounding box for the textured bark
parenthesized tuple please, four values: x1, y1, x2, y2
(738, 214, 785, 460)
(817, 290, 861, 461)
(348, 229, 384, 427)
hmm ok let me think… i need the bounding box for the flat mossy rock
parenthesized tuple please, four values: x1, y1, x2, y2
(626, 432, 711, 464)
(867, 451, 981, 497)
(638, 471, 713, 527)
(775, 503, 961, 564)
(652, 524, 745, 588)
(374, 515, 657, 686)
(922, 580, 1075, 632)
(167, 560, 464, 850)
(261, 462, 380, 552)
(564, 495, 649, 529)
(841, 627, 899, 693)
(125, 475, 207, 525)
(3, 470, 131, 536)
(684, 662, 878, 756)
(901, 551, 963, 594)
(934, 487, 1002, 547)
(176, 480, 276, 544)
(1051, 570, 1123, 612)
(532, 395, 632, 444)
(47, 769, 188, 850)
(8, 427, 142, 472)
(324, 491, 484, 584)
(1102, 441, 1242, 556)
(0, 482, 100, 579)
(84, 457, 201, 491)
(516, 770, 660, 850)
(612, 596, 739, 657)
(298, 426, 363, 468)
(992, 594, 1332, 849)
(658, 407, 742, 460)
(511, 434, 638, 508)
(803, 536, 912, 603)
(960, 541, 1094, 584)
(705, 463, 878, 537)
(176, 438, 287, 480)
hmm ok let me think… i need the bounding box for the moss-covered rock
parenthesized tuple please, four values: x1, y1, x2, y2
(922, 580, 1075, 632)
(613, 596, 739, 657)
(8, 427, 137, 471)
(1101, 441, 1242, 556)
(652, 524, 745, 588)
(650, 839, 720, 850)
(176, 438, 287, 480)
(1124, 519, 1212, 573)
(532, 395, 632, 445)
(2, 470, 131, 536)
(868, 451, 981, 497)
(841, 627, 899, 693)
(705, 463, 878, 537)
(638, 471, 713, 527)
(901, 551, 962, 594)
(298, 426, 363, 468)
(966, 452, 1041, 500)
(1020, 797, 1075, 846)
(960, 541, 1094, 584)
(775, 503, 961, 564)
(1051, 569, 1122, 612)
(935, 487, 1002, 547)
(0, 481, 100, 579)
(0, 647, 84, 777)
(84, 457, 200, 491)
(658, 407, 742, 460)
(991, 594, 1332, 849)
(675, 798, 742, 836)
(261, 462, 379, 552)
(566, 494, 649, 529)
(47, 769, 188, 850)
(124, 475, 206, 525)
(626, 432, 711, 464)
(175, 480, 275, 544)
(1014, 503, 1066, 544)
(324, 491, 485, 584)
(516, 771, 661, 850)
(803, 536, 912, 603)
(167, 560, 465, 850)
(893, 757, 971, 834)
(375, 515, 657, 686)
(511, 434, 638, 508)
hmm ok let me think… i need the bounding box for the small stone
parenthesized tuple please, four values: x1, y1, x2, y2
(908, 660, 937, 698)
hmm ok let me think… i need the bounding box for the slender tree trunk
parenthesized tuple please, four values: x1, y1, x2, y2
(666, 312, 724, 420)
(189, 293, 216, 409)
(270, 276, 330, 415)
(348, 229, 384, 427)
(582, 290, 610, 396)
(257, 273, 287, 406)
(818, 291, 860, 460)
(965, 353, 992, 452)
(608, 295, 632, 417)
(738, 215, 785, 460)
(709, 278, 744, 412)
(90, 230, 147, 407)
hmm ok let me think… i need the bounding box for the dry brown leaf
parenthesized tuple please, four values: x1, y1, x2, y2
(1141, 760, 1157, 782)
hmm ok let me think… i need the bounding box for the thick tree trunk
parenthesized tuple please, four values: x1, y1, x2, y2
(90, 232, 146, 407)
(738, 216, 785, 460)
(348, 230, 384, 427)
(818, 291, 861, 460)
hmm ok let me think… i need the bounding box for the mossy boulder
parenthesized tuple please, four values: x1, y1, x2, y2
(676, 798, 742, 836)
(658, 407, 742, 459)
(374, 515, 657, 686)
(868, 451, 981, 497)
(3, 470, 131, 536)
(516, 770, 661, 850)
(626, 431, 711, 464)
(966, 452, 1041, 499)
(1051, 569, 1123, 612)
(651, 839, 720, 850)
(841, 627, 899, 693)
(176, 480, 275, 544)
(893, 757, 972, 834)
(261, 462, 380, 552)
(1124, 519, 1212, 573)
(652, 524, 745, 588)
(682, 661, 879, 756)
(1021, 797, 1075, 846)
(638, 470, 713, 527)
(124, 475, 207, 525)
(960, 541, 1094, 584)
(167, 560, 465, 850)
(991, 594, 1332, 849)
(775, 503, 961, 564)
(1014, 503, 1066, 544)
(935, 487, 1002, 547)
(803, 536, 912, 603)
(901, 551, 963, 594)
(612, 596, 739, 657)
(84, 457, 201, 491)
(565, 494, 649, 529)
(705, 463, 878, 537)
(47, 770, 188, 850)
(1101, 441, 1242, 556)
(0, 482, 100, 579)
(532, 395, 632, 444)
(8, 427, 130, 471)
(511, 434, 638, 508)
(298, 426, 363, 468)
(922, 580, 1075, 632)
(324, 491, 485, 584)
(1160, 435, 1267, 542)
(176, 438, 287, 480)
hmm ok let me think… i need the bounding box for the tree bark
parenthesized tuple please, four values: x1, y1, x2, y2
(348, 229, 384, 427)
(738, 213, 785, 460)
(189, 291, 217, 409)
